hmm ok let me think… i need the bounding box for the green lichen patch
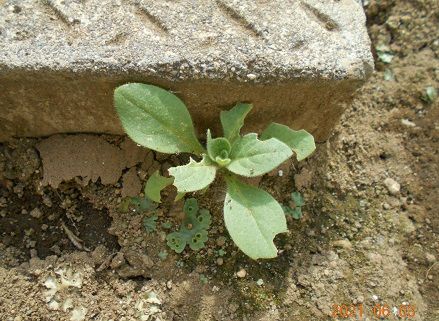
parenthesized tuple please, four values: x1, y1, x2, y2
(166, 198, 211, 253)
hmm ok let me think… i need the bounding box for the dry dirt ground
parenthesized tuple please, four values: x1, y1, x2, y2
(0, 1, 438, 320)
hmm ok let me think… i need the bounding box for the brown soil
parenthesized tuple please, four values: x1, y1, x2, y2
(1, 1, 438, 320)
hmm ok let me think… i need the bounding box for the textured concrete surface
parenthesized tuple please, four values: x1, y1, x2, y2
(0, 0, 373, 142)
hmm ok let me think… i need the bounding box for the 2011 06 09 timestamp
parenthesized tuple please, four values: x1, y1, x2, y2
(331, 303, 416, 319)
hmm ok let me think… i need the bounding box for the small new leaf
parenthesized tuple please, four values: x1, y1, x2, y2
(224, 177, 287, 259)
(206, 129, 231, 166)
(261, 123, 315, 161)
(220, 103, 253, 143)
(168, 156, 217, 192)
(227, 133, 292, 177)
(144, 170, 174, 203)
(114, 83, 203, 154)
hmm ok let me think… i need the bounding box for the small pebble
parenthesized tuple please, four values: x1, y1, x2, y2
(332, 239, 352, 249)
(236, 269, 247, 278)
(30, 207, 43, 219)
(216, 236, 226, 247)
(110, 252, 125, 269)
(216, 258, 224, 266)
(42, 195, 53, 207)
(246, 73, 257, 80)
(401, 119, 416, 127)
(426, 253, 436, 264)
(30, 249, 38, 258)
(256, 279, 264, 286)
(382, 203, 391, 210)
(384, 178, 400, 195)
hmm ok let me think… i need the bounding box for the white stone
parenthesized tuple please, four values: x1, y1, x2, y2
(236, 269, 247, 278)
(384, 178, 400, 195)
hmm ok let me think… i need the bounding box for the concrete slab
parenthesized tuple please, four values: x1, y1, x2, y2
(0, 0, 373, 142)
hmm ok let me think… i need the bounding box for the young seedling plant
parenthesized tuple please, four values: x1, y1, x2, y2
(114, 83, 315, 259)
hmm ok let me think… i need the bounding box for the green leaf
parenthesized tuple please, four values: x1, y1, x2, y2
(144, 170, 174, 203)
(283, 203, 303, 219)
(118, 197, 132, 213)
(424, 86, 437, 103)
(129, 196, 158, 212)
(166, 233, 186, 253)
(291, 208, 302, 220)
(158, 250, 168, 260)
(220, 103, 253, 143)
(227, 133, 292, 177)
(283, 192, 304, 219)
(291, 192, 304, 207)
(378, 52, 394, 64)
(261, 123, 315, 161)
(114, 83, 203, 154)
(224, 177, 287, 259)
(161, 221, 172, 229)
(383, 69, 395, 81)
(168, 156, 217, 192)
(166, 198, 211, 253)
(376, 44, 394, 64)
(199, 274, 208, 284)
(143, 215, 158, 233)
(206, 129, 231, 166)
(174, 192, 186, 202)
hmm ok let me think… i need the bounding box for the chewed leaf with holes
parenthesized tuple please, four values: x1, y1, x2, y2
(166, 198, 211, 253)
(168, 156, 216, 193)
(224, 176, 287, 259)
